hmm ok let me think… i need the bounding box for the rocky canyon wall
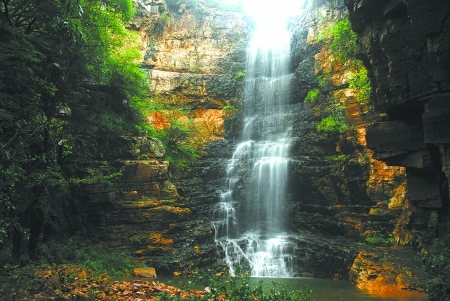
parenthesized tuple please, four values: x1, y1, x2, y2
(287, 0, 440, 295)
(346, 0, 450, 240)
(68, 0, 448, 295)
(69, 0, 250, 276)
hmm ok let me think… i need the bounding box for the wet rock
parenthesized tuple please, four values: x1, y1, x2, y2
(349, 246, 428, 299)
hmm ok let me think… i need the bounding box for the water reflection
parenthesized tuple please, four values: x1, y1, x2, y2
(149, 277, 427, 301)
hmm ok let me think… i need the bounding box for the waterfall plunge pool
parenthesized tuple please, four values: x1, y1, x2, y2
(130, 276, 427, 301)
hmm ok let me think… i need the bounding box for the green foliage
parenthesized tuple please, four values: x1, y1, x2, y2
(154, 11, 172, 35)
(426, 235, 450, 301)
(234, 71, 246, 80)
(42, 236, 138, 277)
(312, 17, 372, 136)
(316, 116, 348, 133)
(316, 18, 357, 63)
(325, 154, 348, 163)
(364, 231, 395, 246)
(133, 104, 200, 173)
(106, 0, 136, 22)
(130, 234, 148, 245)
(349, 64, 371, 103)
(365, 236, 395, 246)
(166, 144, 200, 173)
(222, 105, 238, 111)
(193, 268, 312, 301)
(70, 172, 122, 186)
(304, 88, 320, 102)
(317, 74, 331, 90)
(0, 0, 146, 257)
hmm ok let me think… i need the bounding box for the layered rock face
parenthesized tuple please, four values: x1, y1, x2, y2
(132, 0, 249, 142)
(70, 0, 448, 290)
(288, 0, 429, 294)
(70, 0, 249, 276)
(346, 0, 450, 241)
(69, 136, 200, 275)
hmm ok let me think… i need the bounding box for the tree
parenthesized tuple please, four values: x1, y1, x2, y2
(0, 0, 139, 258)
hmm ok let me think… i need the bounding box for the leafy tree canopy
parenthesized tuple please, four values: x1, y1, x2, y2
(0, 0, 143, 258)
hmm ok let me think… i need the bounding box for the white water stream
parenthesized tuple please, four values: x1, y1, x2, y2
(213, 1, 302, 277)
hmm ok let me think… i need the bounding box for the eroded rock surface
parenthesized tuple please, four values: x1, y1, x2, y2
(132, 0, 249, 142)
(346, 0, 450, 246)
(287, 0, 443, 292)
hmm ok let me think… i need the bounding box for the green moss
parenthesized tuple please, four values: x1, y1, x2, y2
(153, 11, 172, 35)
(317, 74, 331, 90)
(364, 231, 395, 246)
(312, 17, 373, 136)
(234, 71, 246, 80)
(130, 234, 148, 245)
(131, 97, 201, 173)
(222, 105, 238, 111)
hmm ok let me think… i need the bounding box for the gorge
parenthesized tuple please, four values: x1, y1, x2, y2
(1, 0, 450, 300)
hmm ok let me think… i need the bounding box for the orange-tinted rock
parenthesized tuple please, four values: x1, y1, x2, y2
(149, 233, 174, 246)
(194, 109, 224, 137)
(350, 247, 427, 299)
(133, 267, 157, 278)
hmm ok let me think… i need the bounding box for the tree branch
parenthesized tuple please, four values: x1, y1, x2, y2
(2, 0, 13, 25)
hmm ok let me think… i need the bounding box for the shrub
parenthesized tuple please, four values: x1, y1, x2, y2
(234, 71, 246, 80)
(42, 236, 139, 277)
(316, 116, 348, 133)
(425, 234, 450, 301)
(193, 269, 312, 301)
(316, 18, 357, 63)
(325, 154, 348, 163)
(349, 64, 371, 103)
(304, 88, 320, 102)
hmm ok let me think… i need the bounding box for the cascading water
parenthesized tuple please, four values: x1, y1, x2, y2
(213, 1, 301, 277)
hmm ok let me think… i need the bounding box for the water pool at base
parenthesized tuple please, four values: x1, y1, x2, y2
(152, 277, 427, 301)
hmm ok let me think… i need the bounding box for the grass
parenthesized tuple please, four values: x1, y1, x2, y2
(41, 236, 139, 277)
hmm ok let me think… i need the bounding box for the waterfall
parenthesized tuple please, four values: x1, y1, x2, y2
(213, 0, 301, 277)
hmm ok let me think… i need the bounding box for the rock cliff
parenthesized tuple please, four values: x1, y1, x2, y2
(132, 0, 249, 143)
(346, 0, 450, 238)
(68, 0, 448, 295)
(344, 0, 450, 297)
(69, 0, 250, 276)
(287, 0, 441, 295)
